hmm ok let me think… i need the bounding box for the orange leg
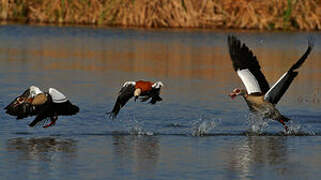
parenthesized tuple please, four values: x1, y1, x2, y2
(279, 119, 288, 132)
(43, 116, 58, 128)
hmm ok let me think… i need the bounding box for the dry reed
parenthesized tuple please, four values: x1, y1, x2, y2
(0, 0, 320, 30)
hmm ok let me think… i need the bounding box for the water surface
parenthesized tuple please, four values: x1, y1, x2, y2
(0, 25, 320, 180)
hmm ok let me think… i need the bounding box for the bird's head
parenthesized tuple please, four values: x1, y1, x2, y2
(11, 88, 35, 108)
(12, 96, 26, 107)
(152, 81, 164, 89)
(229, 88, 246, 99)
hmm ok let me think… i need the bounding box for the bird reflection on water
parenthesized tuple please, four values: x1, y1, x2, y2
(226, 136, 289, 179)
(6, 137, 77, 161)
(112, 135, 160, 177)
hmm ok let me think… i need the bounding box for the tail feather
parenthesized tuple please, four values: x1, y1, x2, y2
(150, 96, 162, 104)
(55, 101, 79, 116)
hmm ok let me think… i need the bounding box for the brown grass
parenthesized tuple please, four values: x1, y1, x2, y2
(0, 0, 320, 30)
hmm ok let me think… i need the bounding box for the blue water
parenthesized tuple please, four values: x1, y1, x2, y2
(0, 24, 320, 180)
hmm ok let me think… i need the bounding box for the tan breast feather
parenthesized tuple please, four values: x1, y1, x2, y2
(31, 93, 47, 105)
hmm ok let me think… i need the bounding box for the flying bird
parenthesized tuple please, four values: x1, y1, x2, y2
(108, 80, 164, 119)
(5, 86, 79, 128)
(227, 35, 313, 132)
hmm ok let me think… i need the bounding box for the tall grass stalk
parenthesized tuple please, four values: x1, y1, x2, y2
(0, 0, 320, 30)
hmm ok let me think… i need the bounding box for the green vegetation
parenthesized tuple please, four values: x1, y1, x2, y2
(0, 0, 320, 30)
(283, 0, 293, 29)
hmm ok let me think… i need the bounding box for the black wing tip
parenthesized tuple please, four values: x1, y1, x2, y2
(28, 121, 37, 127)
(289, 39, 314, 71)
(227, 34, 236, 40)
(306, 38, 314, 55)
(106, 111, 117, 119)
(67, 104, 79, 115)
(227, 34, 258, 69)
(73, 105, 80, 114)
(307, 36, 315, 50)
(227, 35, 240, 47)
(227, 35, 240, 71)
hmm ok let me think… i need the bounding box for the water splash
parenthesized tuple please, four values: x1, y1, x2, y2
(129, 126, 154, 136)
(285, 120, 315, 135)
(191, 116, 219, 136)
(108, 113, 155, 136)
(246, 113, 317, 136)
(246, 113, 270, 134)
(164, 123, 187, 128)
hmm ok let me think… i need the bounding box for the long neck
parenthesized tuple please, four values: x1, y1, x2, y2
(240, 89, 248, 98)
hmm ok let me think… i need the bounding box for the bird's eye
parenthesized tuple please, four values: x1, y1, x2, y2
(17, 97, 23, 103)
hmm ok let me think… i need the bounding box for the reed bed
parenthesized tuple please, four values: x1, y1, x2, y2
(0, 0, 320, 30)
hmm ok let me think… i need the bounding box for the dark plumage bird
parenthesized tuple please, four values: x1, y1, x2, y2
(227, 35, 313, 132)
(108, 80, 164, 119)
(5, 86, 79, 128)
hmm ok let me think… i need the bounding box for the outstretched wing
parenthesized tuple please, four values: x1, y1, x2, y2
(107, 84, 135, 119)
(228, 35, 270, 94)
(264, 41, 313, 104)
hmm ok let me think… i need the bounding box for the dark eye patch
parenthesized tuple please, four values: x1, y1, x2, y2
(17, 97, 24, 103)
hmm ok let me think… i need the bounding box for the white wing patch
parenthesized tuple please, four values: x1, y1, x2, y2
(264, 72, 288, 101)
(123, 81, 136, 87)
(152, 81, 164, 89)
(29, 85, 43, 98)
(237, 69, 261, 94)
(49, 88, 68, 103)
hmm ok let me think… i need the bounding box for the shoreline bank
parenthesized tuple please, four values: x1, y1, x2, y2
(0, 0, 320, 31)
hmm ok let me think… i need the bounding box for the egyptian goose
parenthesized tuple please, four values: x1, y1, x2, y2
(227, 35, 313, 132)
(5, 86, 79, 128)
(108, 80, 164, 118)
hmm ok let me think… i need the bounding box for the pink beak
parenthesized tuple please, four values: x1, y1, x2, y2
(229, 93, 236, 99)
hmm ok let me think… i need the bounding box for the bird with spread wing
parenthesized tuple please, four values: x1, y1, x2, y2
(227, 35, 313, 132)
(108, 80, 164, 119)
(5, 86, 79, 128)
